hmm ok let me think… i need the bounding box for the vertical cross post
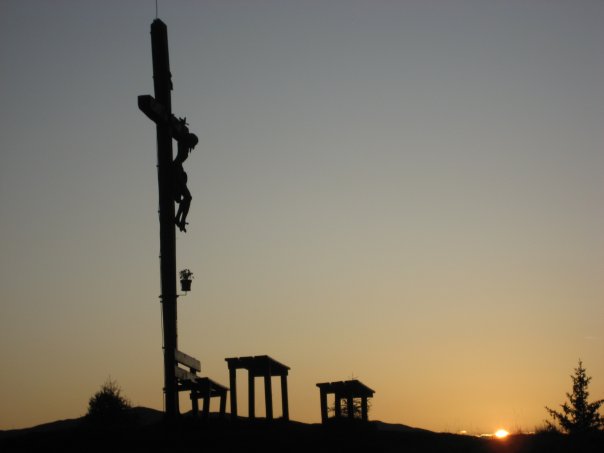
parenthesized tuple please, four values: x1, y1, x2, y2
(151, 18, 178, 419)
(140, 18, 198, 421)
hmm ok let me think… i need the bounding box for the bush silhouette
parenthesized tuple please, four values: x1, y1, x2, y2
(87, 378, 132, 426)
(545, 360, 604, 434)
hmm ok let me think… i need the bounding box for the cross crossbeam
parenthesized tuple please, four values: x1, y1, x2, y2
(138, 95, 198, 147)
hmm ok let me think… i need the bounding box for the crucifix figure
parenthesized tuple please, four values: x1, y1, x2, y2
(173, 119, 198, 232)
(138, 94, 200, 233)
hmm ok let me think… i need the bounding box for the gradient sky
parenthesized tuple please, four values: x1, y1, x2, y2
(1, 0, 603, 434)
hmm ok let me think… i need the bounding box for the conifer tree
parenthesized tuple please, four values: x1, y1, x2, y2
(545, 360, 604, 434)
(87, 378, 131, 425)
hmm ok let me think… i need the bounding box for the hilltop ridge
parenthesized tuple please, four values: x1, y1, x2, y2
(2, 408, 603, 452)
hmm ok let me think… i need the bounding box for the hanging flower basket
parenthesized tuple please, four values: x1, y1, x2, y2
(180, 279, 192, 292)
(179, 269, 193, 292)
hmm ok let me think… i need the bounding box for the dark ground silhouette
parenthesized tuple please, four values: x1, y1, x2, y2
(2, 408, 603, 453)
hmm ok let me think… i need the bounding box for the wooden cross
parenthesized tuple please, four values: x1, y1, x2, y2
(137, 18, 198, 419)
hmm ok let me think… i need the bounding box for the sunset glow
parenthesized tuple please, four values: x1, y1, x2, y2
(495, 429, 509, 439)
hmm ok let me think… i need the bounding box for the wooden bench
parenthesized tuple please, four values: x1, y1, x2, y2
(175, 350, 228, 418)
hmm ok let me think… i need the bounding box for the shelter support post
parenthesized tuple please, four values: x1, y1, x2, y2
(280, 374, 289, 420)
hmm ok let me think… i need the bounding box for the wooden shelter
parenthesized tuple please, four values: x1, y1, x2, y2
(225, 355, 290, 421)
(316, 380, 375, 422)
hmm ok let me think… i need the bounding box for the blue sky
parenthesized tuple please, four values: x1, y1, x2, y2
(1, 0, 603, 433)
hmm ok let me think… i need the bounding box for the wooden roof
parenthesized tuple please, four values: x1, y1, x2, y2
(225, 355, 290, 376)
(316, 379, 375, 397)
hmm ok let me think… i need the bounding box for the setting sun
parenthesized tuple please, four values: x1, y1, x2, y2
(495, 429, 509, 439)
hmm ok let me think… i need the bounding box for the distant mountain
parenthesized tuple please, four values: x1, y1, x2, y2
(0, 417, 82, 439)
(373, 420, 433, 433)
